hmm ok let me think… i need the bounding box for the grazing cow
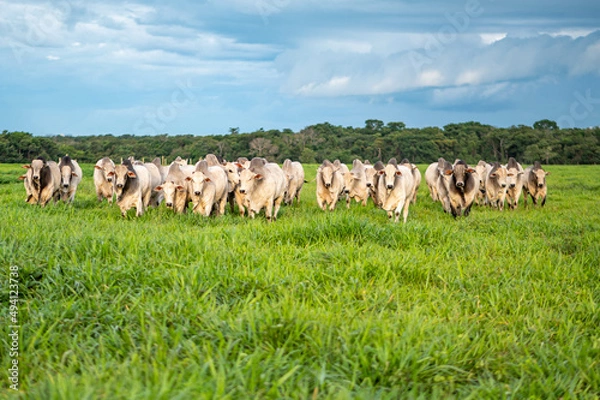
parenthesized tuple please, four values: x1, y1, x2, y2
(342, 159, 369, 208)
(445, 160, 478, 217)
(522, 161, 550, 206)
(57, 155, 83, 204)
(485, 162, 509, 210)
(316, 159, 344, 211)
(376, 158, 415, 223)
(143, 162, 164, 207)
(282, 159, 305, 206)
(425, 158, 446, 202)
(505, 157, 524, 210)
(188, 160, 229, 216)
(401, 158, 422, 204)
(474, 160, 491, 206)
(222, 161, 246, 216)
(94, 157, 116, 204)
(154, 163, 194, 214)
(113, 160, 152, 217)
(22, 157, 61, 207)
(239, 158, 286, 221)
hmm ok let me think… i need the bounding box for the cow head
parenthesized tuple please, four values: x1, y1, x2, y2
(187, 171, 211, 197)
(29, 158, 47, 181)
(60, 164, 78, 190)
(154, 181, 186, 209)
(223, 162, 241, 186)
(531, 167, 549, 188)
(489, 163, 508, 189)
(239, 168, 261, 194)
(451, 161, 474, 191)
(379, 163, 401, 191)
(319, 161, 338, 189)
(113, 164, 137, 198)
(95, 160, 116, 183)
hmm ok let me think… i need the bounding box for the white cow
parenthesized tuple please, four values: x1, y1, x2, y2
(282, 159, 305, 205)
(400, 158, 421, 204)
(154, 163, 194, 214)
(113, 160, 152, 217)
(485, 162, 509, 211)
(377, 159, 415, 223)
(342, 159, 369, 208)
(188, 160, 229, 216)
(239, 158, 286, 221)
(316, 160, 345, 211)
(94, 157, 116, 204)
(57, 155, 83, 204)
(504, 157, 524, 210)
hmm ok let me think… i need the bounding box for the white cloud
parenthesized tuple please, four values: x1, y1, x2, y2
(46, 55, 60, 60)
(480, 33, 507, 45)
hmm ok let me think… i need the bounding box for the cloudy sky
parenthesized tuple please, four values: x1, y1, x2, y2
(1, 0, 599, 136)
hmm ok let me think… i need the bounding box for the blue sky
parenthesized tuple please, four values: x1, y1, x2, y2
(1, 0, 599, 136)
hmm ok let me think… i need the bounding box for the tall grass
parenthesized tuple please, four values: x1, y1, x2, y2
(1, 163, 599, 399)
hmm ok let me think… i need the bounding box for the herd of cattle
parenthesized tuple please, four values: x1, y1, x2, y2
(18, 155, 549, 222)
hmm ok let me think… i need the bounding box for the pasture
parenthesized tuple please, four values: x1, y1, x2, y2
(1, 163, 599, 399)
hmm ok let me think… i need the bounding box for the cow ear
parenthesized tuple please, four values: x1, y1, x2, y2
(517, 171, 524, 175)
(254, 174, 263, 180)
(154, 185, 163, 191)
(235, 162, 243, 169)
(107, 171, 115, 176)
(127, 171, 136, 178)
(94, 165, 102, 170)
(444, 169, 452, 175)
(18, 174, 27, 180)
(204, 177, 211, 182)
(377, 170, 384, 175)
(22, 165, 31, 169)
(395, 170, 402, 176)
(72, 172, 78, 177)
(176, 185, 185, 191)
(185, 176, 192, 181)
(467, 168, 475, 173)
(507, 173, 514, 177)
(490, 173, 497, 178)
(545, 171, 551, 176)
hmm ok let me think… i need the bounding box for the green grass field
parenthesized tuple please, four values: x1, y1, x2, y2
(1, 163, 599, 399)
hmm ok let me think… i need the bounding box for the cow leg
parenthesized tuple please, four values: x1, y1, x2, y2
(273, 196, 284, 221)
(541, 196, 546, 207)
(402, 198, 410, 223)
(136, 195, 144, 217)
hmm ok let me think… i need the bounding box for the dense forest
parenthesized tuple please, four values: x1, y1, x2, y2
(1, 119, 599, 165)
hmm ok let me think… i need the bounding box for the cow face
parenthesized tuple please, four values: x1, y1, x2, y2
(379, 163, 401, 191)
(342, 172, 358, 194)
(223, 162, 241, 186)
(320, 165, 337, 188)
(114, 165, 137, 196)
(188, 171, 211, 197)
(96, 161, 116, 183)
(505, 168, 523, 188)
(60, 165, 77, 190)
(30, 159, 46, 181)
(489, 166, 508, 189)
(452, 162, 474, 190)
(475, 164, 487, 192)
(154, 181, 186, 209)
(239, 168, 261, 194)
(532, 168, 548, 188)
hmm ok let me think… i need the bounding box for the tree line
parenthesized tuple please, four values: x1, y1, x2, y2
(1, 119, 599, 165)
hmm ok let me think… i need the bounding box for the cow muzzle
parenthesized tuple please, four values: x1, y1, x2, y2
(194, 191, 201, 196)
(239, 189, 246, 194)
(63, 184, 69, 188)
(33, 175, 39, 180)
(538, 183, 544, 188)
(116, 183, 124, 189)
(510, 183, 516, 188)
(456, 181, 464, 188)
(166, 202, 173, 208)
(324, 183, 331, 188)
(387, 184, 393, 190)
